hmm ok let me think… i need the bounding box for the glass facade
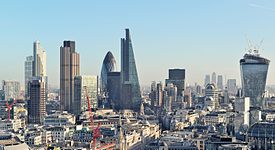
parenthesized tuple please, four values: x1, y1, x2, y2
(100, 51, 117, 93)
(74, 75, 98, 115)
(240, 53, 270, 107)
(121, 29, 141, 111)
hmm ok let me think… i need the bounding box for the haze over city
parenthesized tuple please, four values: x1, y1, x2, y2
(0, 0, 275, 87)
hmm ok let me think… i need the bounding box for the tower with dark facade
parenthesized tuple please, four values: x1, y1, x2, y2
(60, 41, 80, 113)
(165, 69, 185, 96)
(120, 29, 141, 111)
(28, 78, 46, 124)
(240, 50, 270, 108)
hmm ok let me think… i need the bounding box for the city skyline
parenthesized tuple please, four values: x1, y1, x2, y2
(1, 0, 275, 87)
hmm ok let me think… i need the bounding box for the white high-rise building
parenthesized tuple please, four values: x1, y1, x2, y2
(25, 56, 33, 98)
(211, 72, 217, 85)
(33, 41, 48, 99)
(2, 80, 20, 100)
(33, 41, 46, 77)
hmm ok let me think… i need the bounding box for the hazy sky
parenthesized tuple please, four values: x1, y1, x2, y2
(0, 0, 275, 88)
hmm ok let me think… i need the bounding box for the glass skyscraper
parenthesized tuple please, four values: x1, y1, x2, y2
(240, 51, 270, 107)
(100, 51, 117, 94)
(120, 29, 141, 111)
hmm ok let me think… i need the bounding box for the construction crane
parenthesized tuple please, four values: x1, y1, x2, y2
(84, 86, 101, 150)
(6, 98, 16, 121)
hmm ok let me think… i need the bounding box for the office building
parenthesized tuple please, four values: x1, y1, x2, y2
(165, 69, 185, 96)
(100, 51, 117, 94)
(120, 29, 141, 111)
(217, 75, 223, 90)
(211, 72, 217, 85)
(60, 41, 80, 113)
(107, 72, 121, 110)
(28, 78, 46, 124)
(2, 80, 20, 100)
(25, 56, 33, 98)
(227, 79, 237, 96)
(240, 50, 270, 107)
(74, 75, 98, 115)
(32, 41, 48, 100)
(204, 75, 211, 87)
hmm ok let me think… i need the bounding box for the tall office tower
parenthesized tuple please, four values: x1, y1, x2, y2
(120, 29, 141, 111)
(217, 75, 223, 90)
(227, 79, 237, 96)
(149, 81, 157, 107)
(204, 75, 211, 87)
(205, 83, 219, 109)
(32, 41, 48, 99)
(211, 72, 217, 85)
(156, 82, 164, 107)
(107, 72, 121, 110)
(165, 69, 185, 96)
(240, 50, 270, 107)
(60, 41, 80, 112)
(100, 51, 117, 94)
(184, 87, 192, 108)
(2, 80, 20, 100)
(25, 56, 33, 98)
(28, 78, 46, 124)
(33, 41, 46, 77)
(74, 76, 98, 115)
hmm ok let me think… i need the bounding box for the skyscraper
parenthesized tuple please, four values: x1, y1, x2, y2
(28, 78, 46, 124)
(107, 72, 121, 110)
(120, 29, 141, 111)
(240, 50, 270, 107)
(2, 80, 20, 100)
(204, 75, 210, 87)
(211, 72, 217, 85)
(25, 56, 33, 98)
(100, 51, 117, 94)
(165, 69, 185, 96)
(32, 41, 48, 100)
(60, 41, 80, 113)
(74, 75, 98, 115)
(217, 75, 223, 90)
(227, 79, 237, 96)
(33, 41, 46, 77)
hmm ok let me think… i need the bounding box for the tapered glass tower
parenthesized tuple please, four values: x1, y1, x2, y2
(120, 29, 141, 111)
(240, 50, 270, 107)
(100, 51, 117, 93)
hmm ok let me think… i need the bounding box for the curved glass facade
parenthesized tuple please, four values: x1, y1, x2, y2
(240, 53, 270, 107)
(100, 51, 117, 93)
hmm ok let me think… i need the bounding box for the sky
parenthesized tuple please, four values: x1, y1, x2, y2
(0, 0, 275, 88)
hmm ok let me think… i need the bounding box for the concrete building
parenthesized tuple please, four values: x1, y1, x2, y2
(44, 111, 75, 126)
(74, 75, 98, 115)
(205, 84, 220, 109)
(2, 80, 20, 100)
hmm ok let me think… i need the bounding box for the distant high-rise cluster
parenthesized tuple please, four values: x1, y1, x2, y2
(99, 29, 142, 111)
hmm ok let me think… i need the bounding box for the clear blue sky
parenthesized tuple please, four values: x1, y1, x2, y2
(0, 0, 275, 88)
